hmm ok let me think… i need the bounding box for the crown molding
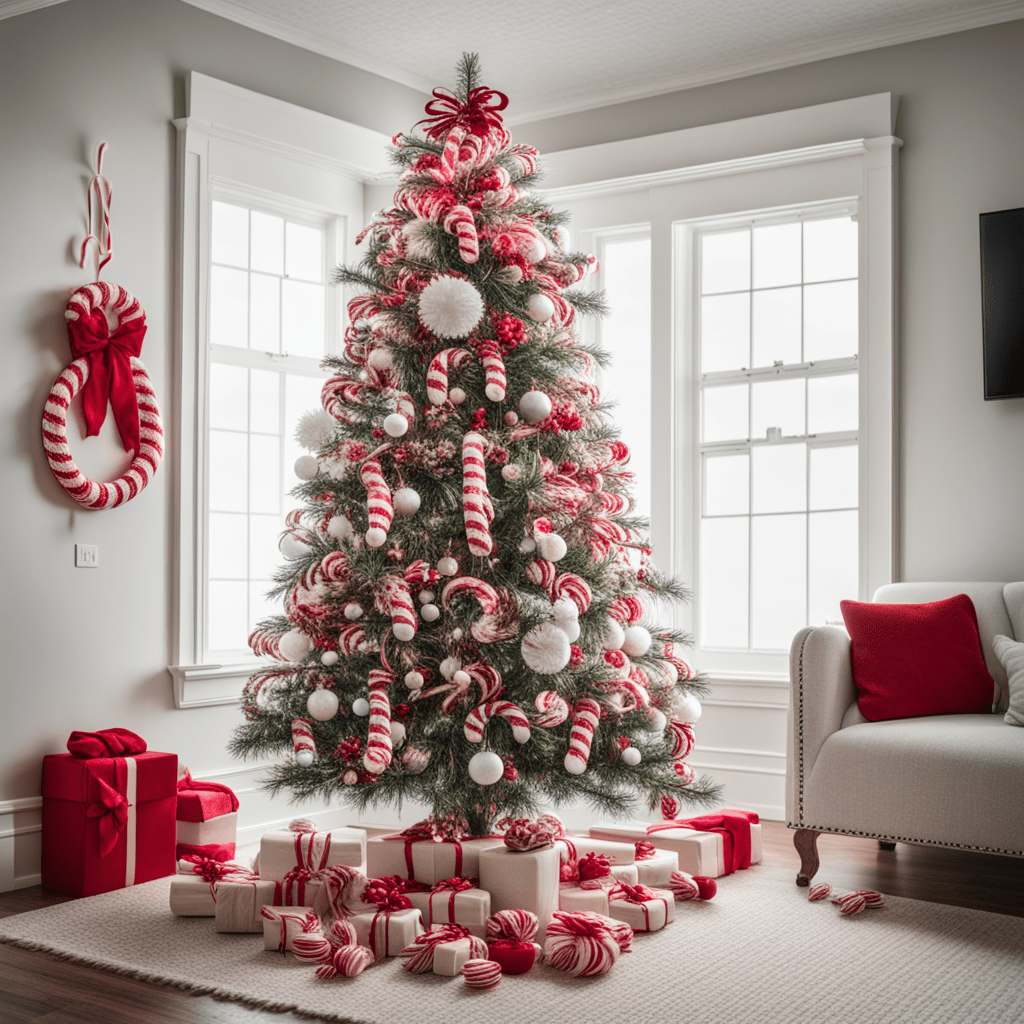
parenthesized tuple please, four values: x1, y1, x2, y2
(0, 0, 70, 20)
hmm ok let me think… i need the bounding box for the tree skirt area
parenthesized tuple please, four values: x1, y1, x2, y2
(1, 863, 1022, 1024)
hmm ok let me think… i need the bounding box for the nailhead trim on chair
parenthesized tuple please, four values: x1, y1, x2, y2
(790, 627, 1023, 858)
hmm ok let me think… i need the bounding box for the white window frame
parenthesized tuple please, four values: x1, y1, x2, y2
(169, 72, 391, 708)
(542, 93, 900, 687)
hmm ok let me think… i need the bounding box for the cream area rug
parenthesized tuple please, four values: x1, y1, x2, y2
(2, 863, 1022, 1024)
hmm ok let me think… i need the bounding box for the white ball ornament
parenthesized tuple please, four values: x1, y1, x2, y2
(344, 603, 364, 621)
(621, 625, 653, 658)
(521, 622, 571, 675)
(526, 293, 556, 323)
(621, 746, 642, 766)
(402, 746, 430, 774)
(352, 697, 370, 717)
(367, 347, 393, 371)
(437, 556, 459, 576)
(518, 536, 537, 554)
(519, 390, 552, 424)
(440, 656, 462, 680)
(383, 413, 409, 438)
(394, 488, 421, 516)
(418, 589, 435, 605)
(296, 749, 315, 768)
(674, 693, 703, 725)
(390, 721, 407, 748)
(468, 750, 504, 786)
(536, 532, 567, 562)
(525, 234, 548, 265)
(327, 515, 353, 540)
(404, 670, 424, 690)
(600, 617, 626, 651)
(294, 455, 320, 481)
(306, 688, 340, 722)
(451, 627, 464, 640)
(453, 669, 472, 688)
(279, 533, 309, 560)
(647, 709, 667, 733)
(365, 527, 387, 548)
(418, 274, 485, 339)
(342, 770, 359, 786)
(449, 387, 467, 405)
(278, 629, 313, 663)
(320, 650, 339, 667)
(420, 603, 440, 622)
(555, 618, 580, 643)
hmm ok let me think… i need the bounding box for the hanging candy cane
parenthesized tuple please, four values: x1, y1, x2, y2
(525, 559, 556, 595)
(426, 348, 471, 405)
(477, 341, 506, 402)
(552, 574, 592, 615)
(337, 623, 367, 655)
(461, 432, 493, 556)
(464, 661, 505, 704)
(440, 124, 468, 181)
(360, 458, 393, 547)
(441, 576, 499, 614)
(380, 576, 417, 642)
(464, 701, 531, 744)
(78, 143, 113, 277)
(508, 144, 539, 179)
(291, 718, 315, 762)
(443, 204, 479, 263)
(362, 670, 394, 774)
(564, 698, 601, 775)
(534, 691, 570, 728)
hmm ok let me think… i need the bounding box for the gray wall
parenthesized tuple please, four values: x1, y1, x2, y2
(0, 0, 426, 802)
(518, 20, 1024, 585)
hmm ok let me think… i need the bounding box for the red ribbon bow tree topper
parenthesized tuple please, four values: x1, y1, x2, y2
(66, 297, 147, 454)
(415, 86, 509, 141)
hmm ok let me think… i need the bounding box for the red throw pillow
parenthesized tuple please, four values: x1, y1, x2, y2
(840, 594, 994, 721)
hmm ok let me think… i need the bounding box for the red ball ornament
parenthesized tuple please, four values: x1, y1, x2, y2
(695, 876, 717, 900)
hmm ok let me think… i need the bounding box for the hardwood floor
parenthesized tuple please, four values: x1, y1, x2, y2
(1, 821, 1021, 1024)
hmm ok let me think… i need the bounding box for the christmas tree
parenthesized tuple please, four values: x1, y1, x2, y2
(231, 55, 719, 836)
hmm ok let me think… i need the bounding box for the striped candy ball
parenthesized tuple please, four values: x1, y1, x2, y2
(833, 892, 868, 915)
(462, 958, 502, 989)
(534, 690, 570, 728)
(291, 934, 332, 963)
(808, 883, 833, 902)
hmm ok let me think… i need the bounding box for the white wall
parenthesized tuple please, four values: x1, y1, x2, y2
(0, 0, 428, 889)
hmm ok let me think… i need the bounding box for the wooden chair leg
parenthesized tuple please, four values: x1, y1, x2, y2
(878, 840, 896, 851)
(794, 828, 820, 886)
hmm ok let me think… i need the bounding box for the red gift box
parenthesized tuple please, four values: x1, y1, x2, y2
(176, 769, 239, 860)
(42, 749, 178, 896)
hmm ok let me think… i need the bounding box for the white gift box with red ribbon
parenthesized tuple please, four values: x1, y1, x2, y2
(169, 858, 252, 917)
(405, 886, 491, 937)
(634, 848, 679, 887)
(478, 843, 560, 942)
(258, 826, 365, 882)
(366, 833, 504, 886)
(349, 906, 425, 958)
(607, 885, 675, 931)
(260, 906, 321, 953)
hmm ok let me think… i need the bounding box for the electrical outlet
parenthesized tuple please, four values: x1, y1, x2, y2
(75, 543, 99, 568)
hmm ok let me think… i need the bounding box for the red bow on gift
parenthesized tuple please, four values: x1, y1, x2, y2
(86, 774, 128, 858)
(67, 727, 146, 759)
(415, 86, 509, 141)
(648, 810, 759, 874)
(363, 877, 412, 911)
(177, 769, 240, 814)
(610, 882, 659, 905)
(432, 876, 477, 894)
(67, 302, 147, 453)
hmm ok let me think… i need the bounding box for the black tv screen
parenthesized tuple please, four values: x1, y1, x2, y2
(980, 206, 1024, 400)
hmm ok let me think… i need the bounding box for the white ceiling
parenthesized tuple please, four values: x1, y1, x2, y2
(5, 1, 1024, 122)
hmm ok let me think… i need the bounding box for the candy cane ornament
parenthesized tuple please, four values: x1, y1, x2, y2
(477, 341, 506, 402)
(564, 698, 601, 775)
(362, 670, 394, 774)
(380, 576, 417, 641)
(443, 204, 479, 263)
(291, 718, 316, 765)
(552, 573, 592, 615)
(426, 348, 471, 406)
(534, 691, 570, 728)
(464, 700, 531, 744)
(461, 432, 494, 556)
(360, 458, 393, 547)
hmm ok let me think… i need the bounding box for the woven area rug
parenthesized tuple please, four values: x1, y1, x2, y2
(2, 863, 1022, 1024)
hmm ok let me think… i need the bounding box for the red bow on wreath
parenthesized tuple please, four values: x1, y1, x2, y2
(67, 302, 147, 453)
(415, 86, 509, 140)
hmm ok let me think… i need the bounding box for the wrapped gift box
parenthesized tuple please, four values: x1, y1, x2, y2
(259, 826, 365, 882)
(42, 749, 177, 897)
(609, 863, 639, 884)
(558, 884, 610, 915)
(556, 836, 636, 866)
(405, 886, 490, 937)
(634, 848, 679, 887)
(169, 859, 252, 916)
(607, 886, 675, 931)
(176, 770, 239, 861)
(589, 811, 762, 878)
(479, 844, 560, 941)
(214, 878, 279, 933)
(261, 906, 321, 953)
(350, 906, 425, 958)
(366, 834, 504, 886)
(432, 935, 488, 976)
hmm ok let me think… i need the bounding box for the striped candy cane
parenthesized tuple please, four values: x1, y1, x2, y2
(291, 718, 315, 761)
(525, 559, 557, 595)
(464, 661, 505, 704)
(599, 492, 630, 516)
(360, 458, 393, 547)
(564, 698, 601, 775)
(381, 576, 417, 641)
(362, 670, 394, 774)
(249, 627, 283, 659)
(464, 700, 531, 744)
(668, 720, 696, 760)
(461, 433, 493, 556)
(552, 573, 592, 615)
(337, 623, 367, 655)
(443, 204, 479, 263)
(426, 348, 471, 405)
(440, 124, 468, 181)
(534, 691, 570, 728)
(78, 143, 113, 276)
(441, 576, 500, 614)
(477, 341, 506, 402)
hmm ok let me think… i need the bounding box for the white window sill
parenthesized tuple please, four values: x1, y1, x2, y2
(169, 662, 258, 708)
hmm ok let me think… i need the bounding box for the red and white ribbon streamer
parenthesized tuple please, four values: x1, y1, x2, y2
(79, 142, 113, 278)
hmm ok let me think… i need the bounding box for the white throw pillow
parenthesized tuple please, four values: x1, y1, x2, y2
(992, 634, 1024, 727)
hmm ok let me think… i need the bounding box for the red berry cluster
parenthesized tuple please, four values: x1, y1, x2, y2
(334, 737, 361, 762)
(470, 407, 489, 431)
(492, 312, 526, 351)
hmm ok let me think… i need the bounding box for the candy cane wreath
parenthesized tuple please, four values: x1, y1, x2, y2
(42, 284, 163, 508)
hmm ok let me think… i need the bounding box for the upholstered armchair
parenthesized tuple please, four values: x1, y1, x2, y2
(786, 582, 1024, 884)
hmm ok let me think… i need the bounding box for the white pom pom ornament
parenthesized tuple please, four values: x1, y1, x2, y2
(394, 488, 421, 516)
(600, 617, 626, 651)
(390, 721, 406, 748)
(418, 275, 485, 339)
(383, 413, 408, 438)
(449, 387, 467, 405)
(620, 746, 642, 766)
(344, 603, 364, 621)
(404, 670, 424, 690)
(519, 390, 552, 424)
(294, 455, 320, 481)
(673, 693, 703, 724)
(402, 218, 433, 260)
(320, 650, 339, 667)
(279, 533, 309, 561)
(536, 532, 567, 562)
(366, 347, 393, 371)
(468, 750, 504, 786)
(278, 629, 312, 663)
(295, 408, 337, 451)
(352, 697, 370, 717)
(521, 622, 571, 675)
(327, 515, 353, 540)
(621, 625, 652, 658)
(306, 688, 339, 722)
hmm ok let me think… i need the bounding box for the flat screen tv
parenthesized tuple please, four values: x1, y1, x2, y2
(979, 206, 1024, 400)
